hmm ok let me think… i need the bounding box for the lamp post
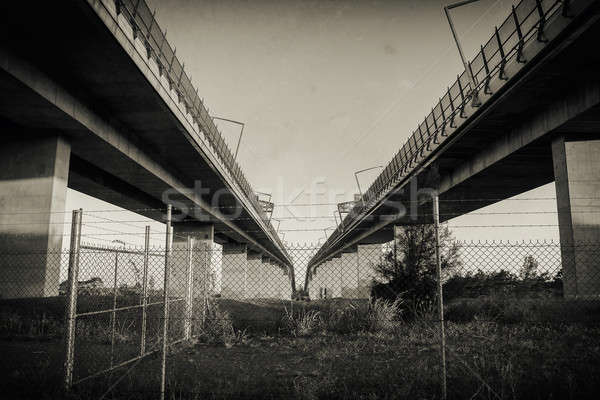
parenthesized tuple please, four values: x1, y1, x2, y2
(444, 0, 484, 104)
(211, 116, 245, 160)
(354, 166, 384, 205)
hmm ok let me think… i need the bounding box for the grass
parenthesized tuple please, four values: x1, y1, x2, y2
(1, 296, 600, 399)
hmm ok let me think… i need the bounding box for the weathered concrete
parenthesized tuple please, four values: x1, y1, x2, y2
(221, 243, 248, 300)
(340, 252, 361, 299)
(280, 266, 292, 299)
(167, 224, 214, 337)
(357, 244, 381, 298)
(552, 136, 600, 298)
(326, 258, 342, 298)
(169, 224, 214, 300)
(318, 261, 332, 299)
(0, 136, 70, 298)
(245, 252, 262, 298)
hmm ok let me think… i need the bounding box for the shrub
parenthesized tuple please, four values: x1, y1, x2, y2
(281, 306, 321, 337)
(196, 302, 246, 346)
(323, 303, 366, 334)
(366, 298, 401, 333)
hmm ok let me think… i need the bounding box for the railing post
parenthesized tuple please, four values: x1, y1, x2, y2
(536, 0, 548, 42)
(140, 226, 150, 356)
(480, 45, 493, 94)
(495, 27, 508, 80)
(512, 5, 527, 63)
(64, 208, 82, 391)
(160, 205, 172, 400)
(433, 195, 447, 400)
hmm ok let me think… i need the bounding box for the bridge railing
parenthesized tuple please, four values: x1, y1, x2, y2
(113, 0, 279, 240)
(334, 0, 563, 244)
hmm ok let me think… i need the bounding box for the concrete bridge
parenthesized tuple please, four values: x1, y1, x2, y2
(0, 0, 293, 298)
(306, 0, 600, 299)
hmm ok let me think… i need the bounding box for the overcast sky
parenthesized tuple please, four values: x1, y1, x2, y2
(67, 0, 558, 248)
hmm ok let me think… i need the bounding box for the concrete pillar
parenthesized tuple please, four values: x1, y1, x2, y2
(170, 224, 214, 298)
(169, 224, 213, 336)
(552, 136, 600, 298)
(340, 252, 357, 298)
(221, 243, 248, 300)
(326, 258, 342, 298)
(317, 261, 329, 299)
(0, 137, 70, 298)
(281, 265, 291, 300)
(246, 251, 262, 298)
(307, 267, 316, 299)
(258, 257, 271, 299)
(313, 266, 323, 299)
(357, 244, 381, 298)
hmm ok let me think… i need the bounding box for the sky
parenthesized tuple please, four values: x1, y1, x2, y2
(66, 0, 559, 251)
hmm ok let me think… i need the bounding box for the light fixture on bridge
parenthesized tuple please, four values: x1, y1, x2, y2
(444, 0, 484, 106)
(210, 115, 245, 161)
(354, 165, 384, 206)
(255, 191, 274, 221)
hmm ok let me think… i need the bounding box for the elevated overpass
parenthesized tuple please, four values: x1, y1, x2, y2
(307, 0, 600, 298)
(0, 0, 293, 298)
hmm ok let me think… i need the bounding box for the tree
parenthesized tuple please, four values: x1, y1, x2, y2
(520, 255, 539, 280)
(371, 224, 461, 315)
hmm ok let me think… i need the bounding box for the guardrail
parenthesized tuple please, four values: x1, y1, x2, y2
(113, 0, 280, 241)
(317, 0, 567, 261)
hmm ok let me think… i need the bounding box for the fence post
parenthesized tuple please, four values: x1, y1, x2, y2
(140, 226, 150, 356)
(64, 208, 82, 391)
(433, 194, 447, 400)
(110, 247, 119, 367)
(184, 236, 194, 340)
(202, 243, 208, 327)
(160, 205, 172, 400)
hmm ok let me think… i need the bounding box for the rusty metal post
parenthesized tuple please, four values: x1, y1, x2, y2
(160, 205, 172, 400)
(64, 209, 82, 391)
(140, 226, 150, 356)
(433, 195, 447, 400)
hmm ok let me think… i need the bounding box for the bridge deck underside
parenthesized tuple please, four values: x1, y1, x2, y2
(0, 0, 288, 264)
(320, 11, 600, 259)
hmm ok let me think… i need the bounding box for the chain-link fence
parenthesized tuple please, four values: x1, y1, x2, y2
(1, 209, 600, 399)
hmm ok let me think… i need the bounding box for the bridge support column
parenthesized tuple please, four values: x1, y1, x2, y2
(257, 256, 270, 298)
(357, 244, 381, 298)
(552, 136, 600, 299)
(0, 136, 70, 298)
(281, 266, 292, 300)
(310, 266, 322, 299)
(328, 257, 342, 298)
(315, 266, 324, 299)
(170, 223, 214, 335)
(340, 252, 358, 298)
(246, 251, 262, 299)
(221, 243, 248, 300)
(318, 261, 330, 299)
(267, 260, 277, 298)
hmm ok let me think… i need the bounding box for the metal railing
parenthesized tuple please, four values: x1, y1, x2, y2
(317, 0, 567, 261)
(111, 0, 280, 241)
